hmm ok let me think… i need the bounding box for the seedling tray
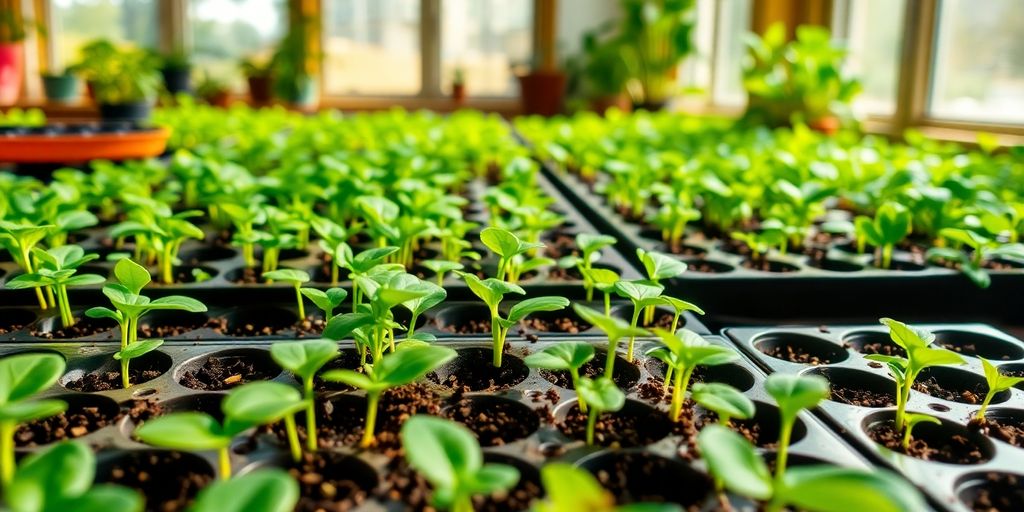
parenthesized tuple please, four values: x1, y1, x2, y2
(2, 334, 879, 511)
(725, 323, 1024, 512)
(0, 174, 640, 306)
(539, 165, 1024, 329)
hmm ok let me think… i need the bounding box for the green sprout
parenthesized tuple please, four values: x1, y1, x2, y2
(422, 260, 464, 286)
(901, 413, 940, 451)
(532, 463, 682, 512)
(764, 373, 829, 489)
(975, 357, 1024, 422)
(300, 287, 348, 319)
(135, 412, 245, 479)
(5, 245, 105, 329)
(0, 220, 54, 308)
(400, 415, 519, 512)
(581, 267, 620, 316)
(855, 203, 912, 269)
(698, 424, 926, 512)
(525, 342, 595, 411)
(396, 277, 446, 340)
(0, 353, 68, 487)
(576, 376, 625, 446)
(262, 268, 311, 320)
(479, 227, 544, 283)
(189, 469, 299, 512)
(334, 244, 402, 312)
(221, 202, 267, 268)
(222, 382, 307, 463)
(927, 228, 1024, 288)
(657, 296, 705, 334)
(647, 328, 738, 422)
(573, 304, 648, 376)
(612, 279, 665, 362)
(270, 339, 339, 451)
(86, 259, 208, 388)
(635, 249, 686, 325)
(321, 345, 456, 447)
(558, 233, 616, 301)
(692, 382, 755, 427)
(111, 204, 205, 284)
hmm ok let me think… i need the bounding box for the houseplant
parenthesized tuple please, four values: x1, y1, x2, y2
(71, 39, 160, 121)
(41, 68, 80, 104)
(159, 48, 192, 95)
(270, 13, 319, 109)
(195, 72, 231, 107)
(617, 0, 696, 110)
(240, 57, 273, 104)
(579, 25, 631, 113)
(452, 67, 466, 104)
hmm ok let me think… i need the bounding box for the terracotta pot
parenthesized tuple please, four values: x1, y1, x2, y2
(205, 90, 231, 108)
(590, 94, 631, 114)
(0, 42, 24, 106)
(452, 83, 466, 104)
(517, 70, 566, 117)
(810, 115, 840, 136)
(247, 75, 272, 104)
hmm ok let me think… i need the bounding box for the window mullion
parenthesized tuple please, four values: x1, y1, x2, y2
(420, 0, 441, 97)
(893, 0, 937, 132)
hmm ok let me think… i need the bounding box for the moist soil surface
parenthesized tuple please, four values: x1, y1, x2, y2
(314, 350, 364, 392)
(827, 383, 896, 408)
(970, 417, 1024, 449)
(867, 419, 987, 464)
(761, 343, 829, 365)
(101, 450, 213, 512)
(542, 232, 578, 259)
(15, 404, 115, 446)
(844, 340, 907, 357)
(288, 452, 372, 512)
(441, 396, 539, 446)
(179, 355, 278, 391)
(913, 376, 983, 404)
(427, 349, 526, 392)
(438, 317, 492, 335)
(64, 367, 164, 392)
(740, 259, 797, 273)
(588, 452, 708, 508)
(229, 266, 261, 284)
(966, 472, 1024, 512)
(138, 320, 205, 338)
(519, 315, 590, 334)
(539, 354, 636, 390)
(31, 318, 115, 340)
(558, 404, 667, 447)
(204, 316, 290, 337)
(382, 459, 543, 512)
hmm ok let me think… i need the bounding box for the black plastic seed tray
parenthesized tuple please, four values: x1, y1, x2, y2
(2, 333, 880, 511)
(0, 174, 641, 306)
(539, 165, 1024, 330)
(725, 323, 1024, 512)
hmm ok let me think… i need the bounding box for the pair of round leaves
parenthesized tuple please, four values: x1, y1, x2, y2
(0, 353, 67, 424)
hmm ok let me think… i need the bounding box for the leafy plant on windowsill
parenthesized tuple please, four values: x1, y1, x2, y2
(647, 328, 738, 422)
(86, 258, 208, 388)
(0, 353, 67, 488)
(616, 0, 696, 107)
(270, 339, 339, 452)
(401, 415, 520, 512)
(322, 344, 456, 448)
(5, 245, 105, 329)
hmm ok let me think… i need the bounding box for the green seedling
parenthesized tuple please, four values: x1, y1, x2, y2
(299, 287, 348, 319)
(262, 269, 311, 320)
(576, 376, 625, 446)
(524, 342, 595, 411)
(901, 413, 940, 451)
(270, 339, 339, 451)
(479, 227, 543, 283)
(647, 328, 738, 422)
(0, 353, 67, 487)
(458, 271, 568, 367)
(3, 442, 142, 512)
(532, 463, 682, 512)
(927, 228, 1024, 288)
(855, 202, 912, 269)
(46, 210, 99, 249)
(692, 382, 755, 426)
(730, 228, 788, 261)
(0, 220, 54, 308)
(111, 204, 205, 284)
(698, 424, 926, 512)
(401, 415, 519, 512)
(573, 304, 648, 376)
(86, 258, 207, 388)
(764, 373, 829, 488)
(334, 244, 402, 312)
(189, 468, 298, 512)
(581, 267, 620, 316)
(612, 279, 665, 361)
(635, 249, 686, 325)
(396, 277, 446, 339)
(222, 382, 308, 463)
(653, 202, 701, 252)
(321, 345, 456, 447)
(865, 318, 965, 431)
(975, 358, 1024, 422)
(422, 260, 464, 286)
(135, 412, 248, 479)
(656, 296, 705, 335)
(312, 217, 351, 285)
(558, 233, 616, 301)
(5, 245, 105, 328)
(221, 202, 267, 268)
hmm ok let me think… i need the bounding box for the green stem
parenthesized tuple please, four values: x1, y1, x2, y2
(0, 421, 14, 486)
(570, 368, 586, 412)
(976, 391, 995, 422)
(361, 392, 380, 447)
(586, 406, 598, 445)
(604, 338, 619, 377)
(896, 374, 913, 431)
(57, 284, 73, 328)
(901, 426, 913, 451)
(294, 283, 305, 321)
(603, 292, 611, 316)
(217, 447, 232, 479)
(491, 306, 504, 367)
(407, 312, 419, 338)
(773, 417, 794, 488)
(663, 366, 674, 392)
(882, 244, 893, 269)
(304, 377, 317, 452)
(21, 247, 46, 309)
(121, 357, 131, 389)
(45, 285, 56, 308)
(283, 414, 302, 462)
(671, 312, 681, 333)
(496, 257, 507, 281)
(453, 496, 474, 512)
(627, 305, 641, 362)
(331, 264, 339, 286)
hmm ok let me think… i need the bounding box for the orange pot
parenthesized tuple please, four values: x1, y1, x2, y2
(0, 127, 171, 163)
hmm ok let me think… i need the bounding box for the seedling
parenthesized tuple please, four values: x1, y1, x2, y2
(299, 287, 348, 319)
(221, 202, 267, 268)
(927, 227, 1024, 288)
(86, 258, 207, 388)
(581, 267, 620, 316)
(458, 271, 568, 367)
(764, 373, 829, 488)
(524, 342, 595, 410)
(5, 245, 105, 328)
(635, 249, 686, 325)
(270, 339, 339, 451)
(698, 424, 925, 512)
(333, 244, 402, 312)
(222, 382, 308, 462)
(855, 203, 912, 269)
(573, 304, 648, 376)
(479, 227, 543, 283)
(262, 269, 311, 320)
(647, 328, 738, 422)
(422, 260, 464, 286)
(613, 279, 665, 361)
(400, 415, 519, 512)
(730, 228, 787, 261)
(975, 357, 1024, 422)
(656, 296, 705, 334)
(653, 202, 701, 252)
(0, 220, 54, 308)
(111, 203, 205, 284)
(558, 233, 616, 301)
(901, 413, 940, 451)
(321, 345, 456, 447)
(692, 382, 755, 426)
(0, 353, 67, 486)
(865, 318, 965, 431)
(135, 412, 248, 479)
(189, 468, 299, 512)
(3, 442, 142, 512)
(396, 278, 446, 339)
(576, 376, 625, 445)
(533, 463, 682, 512)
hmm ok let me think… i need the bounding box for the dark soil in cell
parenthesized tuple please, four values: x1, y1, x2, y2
(137, 315, 208, 338)
(868, 419, 988, 464)
(287, 452, 374, 512)
(31, 317, 114, 340)
(964, 472, 1024, 512)
(228, 266, 260, 284)
(761, 343, 828, 365)
(645, 310, 683, 331)
(913, 376, 983, 405)
(741, 258, 798, 273)
(583, 451, 710, 508)
(123, 398, 166, 426)
(293, 315, 327, 338)
(558, 402, 670, 447)
(539, 353, 639, 391)
(439, 317, 492, 335)
(382, 457, 543, 512)
(684, 259, 731, 273)
(99, 450, 213, 512)
(441, 396, 540, 446)
(519, 315, 589, 334)
(305, 384, 441, 451)
(828, 384, 895, 408)
(314, 349, 364, 392)
(205, 315, 290, 338)
(64, 367, 163, 392)
(970, 417, 1024, 449)
(542, 232, 578, 259)
(15, 402, 115, 446)
(179, 355, 278, 391)
(545, 266, 581, 281)
(428, 348, 528, 392)
(844, 339, 907, 357)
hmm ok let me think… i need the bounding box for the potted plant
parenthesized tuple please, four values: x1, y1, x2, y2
(195, 73, 231, 108)
(452, 67, 466, 104)
(159, 48, 192, 95)
(518, 4, 565, 116)
(270, 14, 319, 110)
(617, 0, 696, 110)
(41, 67, 80, 104)
(241, 57, 273, 104)
(0, 6, 29, 106)
(68, 39, 119, 102)
(90, 46, 161, 121)
(578, 25, 630, 113)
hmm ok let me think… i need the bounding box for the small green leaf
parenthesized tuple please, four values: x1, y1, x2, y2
(697, 424, 772, 500)
(147, 295, 208, 313)
(6, 442, 95, 511)
(320, 369, 376, 390)
(375, 345, 457, 388)
(480, 227, 524, 259)
(0, 353, 66, 404)
(114, 339, 164, 362)
(262, 269, 311, 284)
(534, 463, 617, 512)
(765, 374, 829, 421)
(113, 258, 151, 294)
(637, 249, 687, 281)
(524, 342, 595, 371)
(323, 312, 374, 340)
(613, 280, 664, 302)
(270, 339, 339, 381)
(777, 466, 927, 512)
(222, 381, 306, 425)
(0, 399, 68, 423)
(576, 377, 625, 413)
(190, 469, 299, 512)
(507, 296, 569, 323)
(692, 382, 755, 420)
(134, 412, 233, 450)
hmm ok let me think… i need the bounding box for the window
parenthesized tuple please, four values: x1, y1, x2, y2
(711, 0, 752, 106)
(834, 0, 906, 116)
(440, 0, 532, 97)
(677, 0, 715, 97)
(189, 0, 288, 90)
(50, 0, 157, 69)
(929, 0, 1024, 124)
(323, 0, 421, 96)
